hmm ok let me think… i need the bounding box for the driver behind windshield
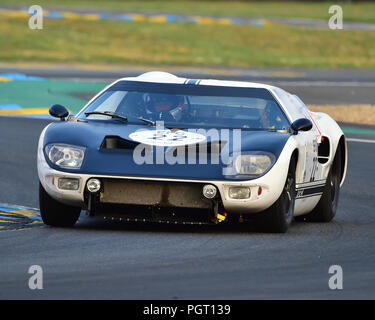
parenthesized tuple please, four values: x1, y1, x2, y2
(144, 93, 185, 122)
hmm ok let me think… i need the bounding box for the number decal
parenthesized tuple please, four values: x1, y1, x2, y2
(310, 156, 318, 182)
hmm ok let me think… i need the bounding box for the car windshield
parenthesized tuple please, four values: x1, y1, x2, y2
(79, 81, 290, 130)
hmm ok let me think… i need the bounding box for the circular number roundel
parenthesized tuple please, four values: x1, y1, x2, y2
(129, 129, 206, 147)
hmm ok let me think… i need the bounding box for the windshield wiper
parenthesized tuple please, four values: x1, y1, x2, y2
(85, 111, 128, 122)
(137, 116, 156, 126)
(85, 112, 158, 127)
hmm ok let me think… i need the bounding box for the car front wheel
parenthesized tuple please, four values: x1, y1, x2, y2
(254, 158, 296, 233)
(39, 183, 81, 227)
(300, 148, 342, 222)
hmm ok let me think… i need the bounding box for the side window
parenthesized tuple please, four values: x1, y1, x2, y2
(291, 95, 312, 119)
(273, 88, 305, 120)
(292, 94, 321, 137)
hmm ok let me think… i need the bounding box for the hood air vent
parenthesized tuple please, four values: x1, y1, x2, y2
(101, 135, 140, 150)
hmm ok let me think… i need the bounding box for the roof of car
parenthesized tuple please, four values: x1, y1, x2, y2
(117, 71, 279, 91)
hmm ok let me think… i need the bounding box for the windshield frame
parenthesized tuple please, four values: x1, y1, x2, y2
(77, 81, 292, 131)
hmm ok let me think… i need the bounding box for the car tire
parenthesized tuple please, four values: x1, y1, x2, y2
(39, 183, 81, 227)
(300, 149, 342, 222)
(255, 158, 296, 233)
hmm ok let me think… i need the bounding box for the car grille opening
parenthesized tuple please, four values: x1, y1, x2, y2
(99, 179, 212, 209)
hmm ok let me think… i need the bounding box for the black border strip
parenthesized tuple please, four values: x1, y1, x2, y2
(296, 184, 325, 199)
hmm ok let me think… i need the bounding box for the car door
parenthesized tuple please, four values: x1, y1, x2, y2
(291, 95, 322, 184)
(272, 88, 320, 185)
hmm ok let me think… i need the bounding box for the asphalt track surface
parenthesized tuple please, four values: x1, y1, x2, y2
(1, 69, 375, 299)
(2, 65, 375, 104)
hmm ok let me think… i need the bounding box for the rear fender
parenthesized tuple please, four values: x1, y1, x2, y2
(310, 112, 347, 186)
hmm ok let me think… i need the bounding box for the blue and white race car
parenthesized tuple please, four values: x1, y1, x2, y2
(37, 72, 347, 232)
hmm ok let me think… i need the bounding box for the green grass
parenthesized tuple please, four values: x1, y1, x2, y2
(0, 80, 106, 112)
(1, 16, 375, 68)
(1, 0, 375, 23)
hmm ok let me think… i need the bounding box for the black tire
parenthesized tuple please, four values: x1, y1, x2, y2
(301, 149, 342, 222)
(255, 158, 296, 233)
(39, 183, 81, 227)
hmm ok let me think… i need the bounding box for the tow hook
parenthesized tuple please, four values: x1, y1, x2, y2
(210, 200, 228, 224)
(239, 214, 244, 223)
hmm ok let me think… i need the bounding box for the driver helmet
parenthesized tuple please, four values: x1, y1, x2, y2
(145, 93, 184, 121)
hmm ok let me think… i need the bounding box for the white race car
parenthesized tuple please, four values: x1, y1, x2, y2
(37, 72, 347, 232)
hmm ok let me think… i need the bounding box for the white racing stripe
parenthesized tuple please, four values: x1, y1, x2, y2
(347, 138, 375, 144)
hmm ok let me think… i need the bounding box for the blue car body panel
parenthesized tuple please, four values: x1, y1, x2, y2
(43, 120, 291, 181)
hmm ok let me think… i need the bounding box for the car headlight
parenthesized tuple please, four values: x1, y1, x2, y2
(234, 152, 275, 176)
(45, 144, 86, 169)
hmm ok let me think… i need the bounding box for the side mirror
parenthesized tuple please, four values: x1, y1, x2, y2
(49, 104, 69, 121)
(291, 118, 313, 134)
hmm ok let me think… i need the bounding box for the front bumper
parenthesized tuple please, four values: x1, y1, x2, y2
(38, 158, 290, 216)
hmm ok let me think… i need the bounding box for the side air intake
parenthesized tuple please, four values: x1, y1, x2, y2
(318, 136, 330, 164)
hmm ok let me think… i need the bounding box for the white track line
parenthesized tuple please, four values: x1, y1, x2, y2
(347, 138, 375, 144)
(0, 202, 39, 211)
(271, 81, 375, 87)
